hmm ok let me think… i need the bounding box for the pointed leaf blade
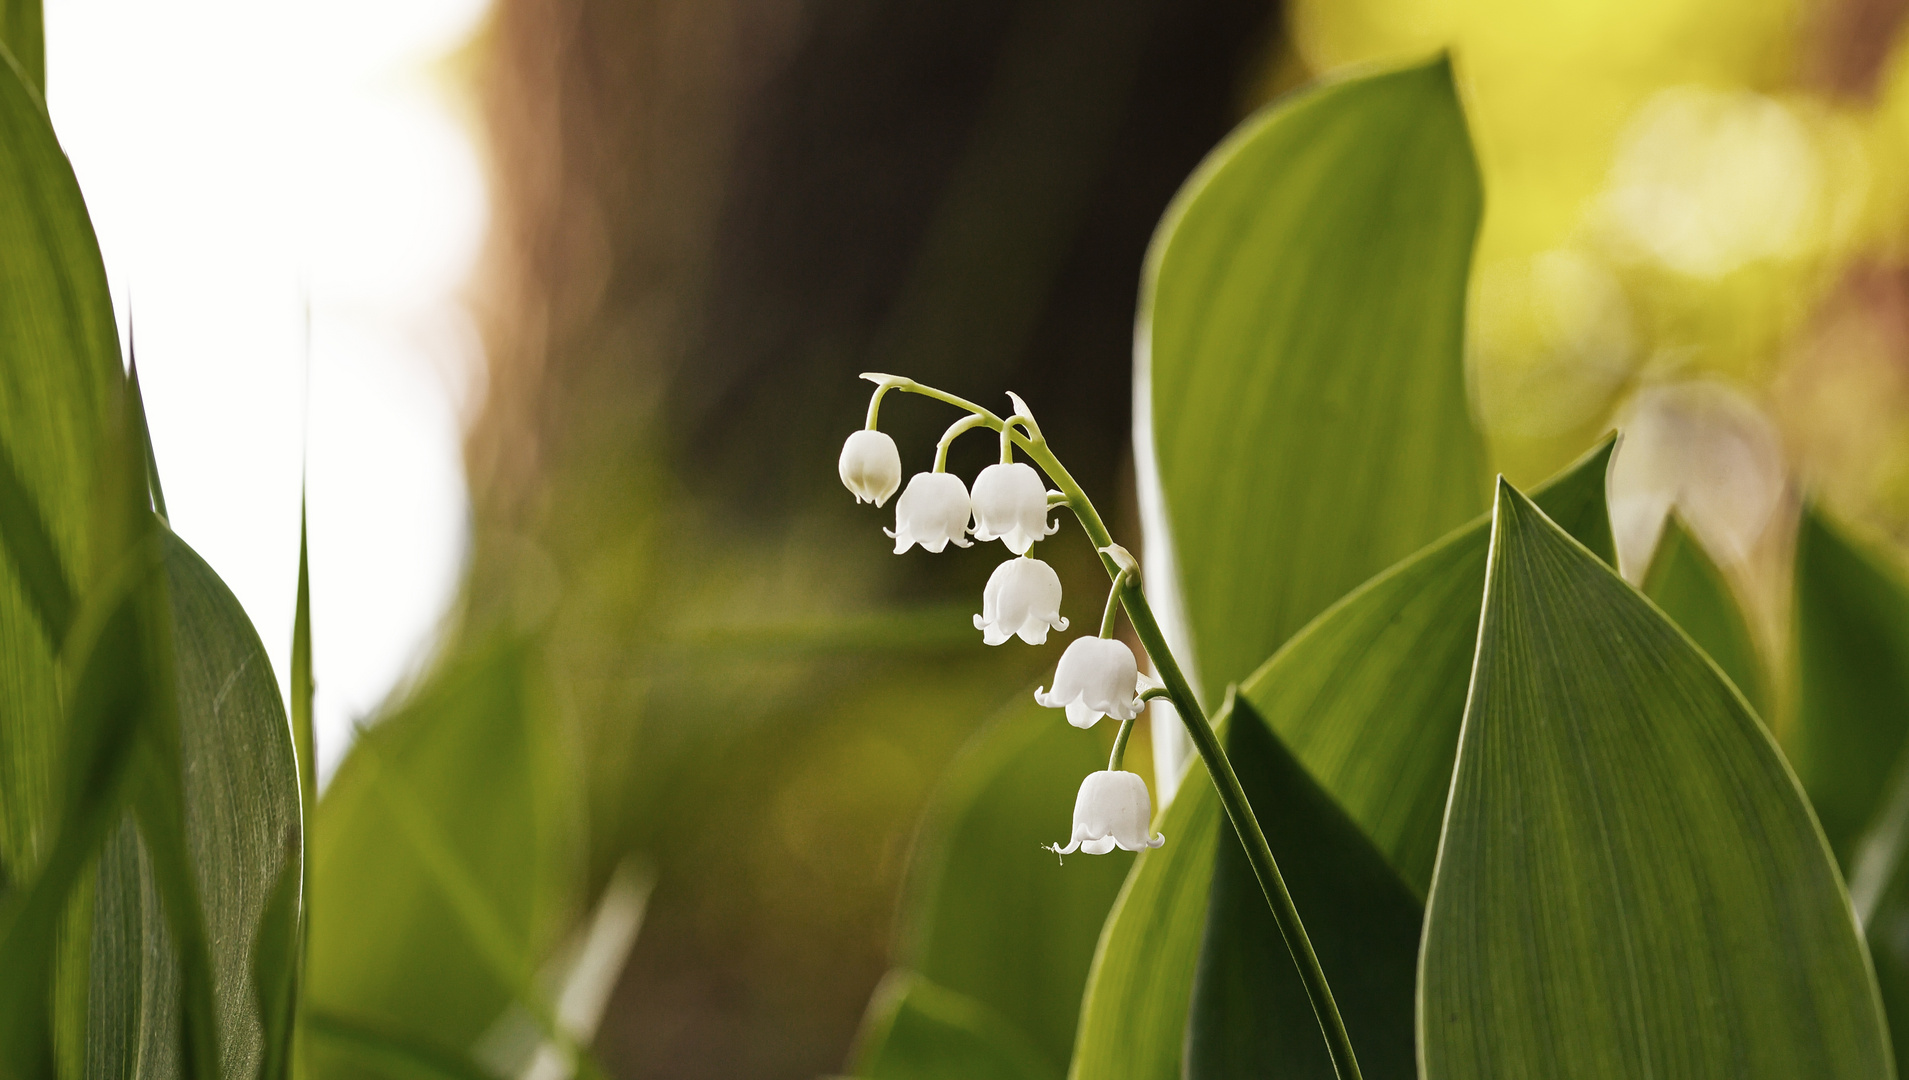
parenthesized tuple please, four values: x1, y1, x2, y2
(1240, 437, 1615, 894)
(1140, 54, 1488, 701)
(1791, 507, 1909, 866)
(1641, 514, 1766, 718)
(1419, 482, 1891, 1078)
(1185, 695, 1419, 1080)
(1074, 441, 1615, 1080)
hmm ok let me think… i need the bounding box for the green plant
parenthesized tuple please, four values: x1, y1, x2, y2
(850, 56, 1907, 1080)
(7, 12, 1909, 1078)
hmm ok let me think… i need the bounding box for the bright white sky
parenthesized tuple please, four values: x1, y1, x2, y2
(45, 0, 492, 783)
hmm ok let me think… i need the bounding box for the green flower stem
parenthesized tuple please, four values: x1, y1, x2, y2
(866, 383, 894, 429)
(865, 375, 1363, 1080)
(935, 413, 990, 472)
(1109, 715, 1136, 772)
(1099, 568, 1132, 638)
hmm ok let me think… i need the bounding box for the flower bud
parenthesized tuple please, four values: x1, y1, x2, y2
(973, 557, 1068, 646)
(1036, 636, 1143, 728)
(1049, 770, 1165, 855)
(886, 471, 973, 554)
(839, 430, 902, 507)
(969, 462, 1058, 554)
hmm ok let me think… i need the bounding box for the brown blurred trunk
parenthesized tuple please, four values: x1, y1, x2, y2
(468, 1, 1280, 1077)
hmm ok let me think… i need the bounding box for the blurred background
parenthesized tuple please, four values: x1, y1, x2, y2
(38, 0, 1909, 1075)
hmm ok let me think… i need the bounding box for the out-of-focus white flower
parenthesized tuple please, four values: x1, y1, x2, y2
(974, 557, 1067, 645)
(1049, 770, 1164, 855)
(839, 430, 902, 506)
(969, 461, 1057, 554)
(887, 471, 973, 554)
(1608, 381, 1786, 582)
(1036, 636, 1144, 729)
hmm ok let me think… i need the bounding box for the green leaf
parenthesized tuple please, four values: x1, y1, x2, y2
(80, 530, 303, 1079)
(1139, 54, 1487, 701)
(1790, 506, 1909, 867)
(1185, 694, 1419, 1080)
(864, 698, 1130, 1078)
(1073, 441, 1614, 1080)
(1419, 481, 1891, 1077)
(856, 973, 1055, 1080)
(1240, 436, 1615, 895)
(1791, 507, 1909, 1059)
(293, 498, 314, 829)
(290, 495, 314, 1078)
(0, 12, 120, 901)
(0, 430, 73, 645)
(1069, 756, 1225, 1080)
(0, 533, 165, 1078)
(1641, 513, 1767, 718)
(1849, 757, 1909, 1070)
(253, 849, 302, 1080)
(306, 641, 581, 1076)
(128, 358, 169, 521)
(0, 2, 41, 94)
(0, 395, 167, 1078)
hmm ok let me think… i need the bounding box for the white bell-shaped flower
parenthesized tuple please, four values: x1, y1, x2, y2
(839, 430, 902, 507)
(1050, 770, 1165, 855)
(1036, 636, 1144, 729)
(973, 557, 1068, 645)
(886, 472, 972, 554)
(969, 462, 1058, 554)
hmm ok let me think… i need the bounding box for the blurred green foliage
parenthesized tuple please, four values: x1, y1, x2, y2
(10, 0, 1909, 1076)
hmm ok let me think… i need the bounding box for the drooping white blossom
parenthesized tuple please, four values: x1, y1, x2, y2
(1036, 636, 1144, 729)
(969, 462, 1058, 554)
(1050, 770, 1164, 855)
(887, 471, 973, 554)
(839, 430, 902, 507)
(973, 557, 1067, 645)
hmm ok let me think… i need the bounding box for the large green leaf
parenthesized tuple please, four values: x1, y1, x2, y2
(62, 529, 303, 1080)
(1072, 441, 1613, 1080)
(876, 698, 1131, 1076)
(0, 0, 41, 93)
(0, 12, 120, 900)
(1791, 507, 1909, 867)
(0, 521, 166, 1078)
(1069, 753, 1224, 1080)
(1792, 507, 1909, 1060)
(306, 641, 580, 1078)
(1139, 54, 1487, 702)
(1641, 513, 1766, 719)
(158, 531, 301, 1076)
(1419, 482, 1890, 1077)
(1185, 695, 1419, 1080)
(1240, 436, 1614, 896)
(1850, 758, 1909, 1070)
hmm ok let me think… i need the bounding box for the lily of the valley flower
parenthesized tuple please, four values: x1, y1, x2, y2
(888, 471, 973, 553)
(974, 557, 1067, 645)
(969, 461, 1058, 554)
(1036, 636, 1144, 729)
(1049, 770, 1165, 855)
(839, 430, 902, 507)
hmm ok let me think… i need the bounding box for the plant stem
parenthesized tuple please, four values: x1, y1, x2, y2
(1109, 715, 1135, 771)
(872, 377, 1363, 1080)
(935, 413, 989, 472)
(1098, 568, 1130, 638)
